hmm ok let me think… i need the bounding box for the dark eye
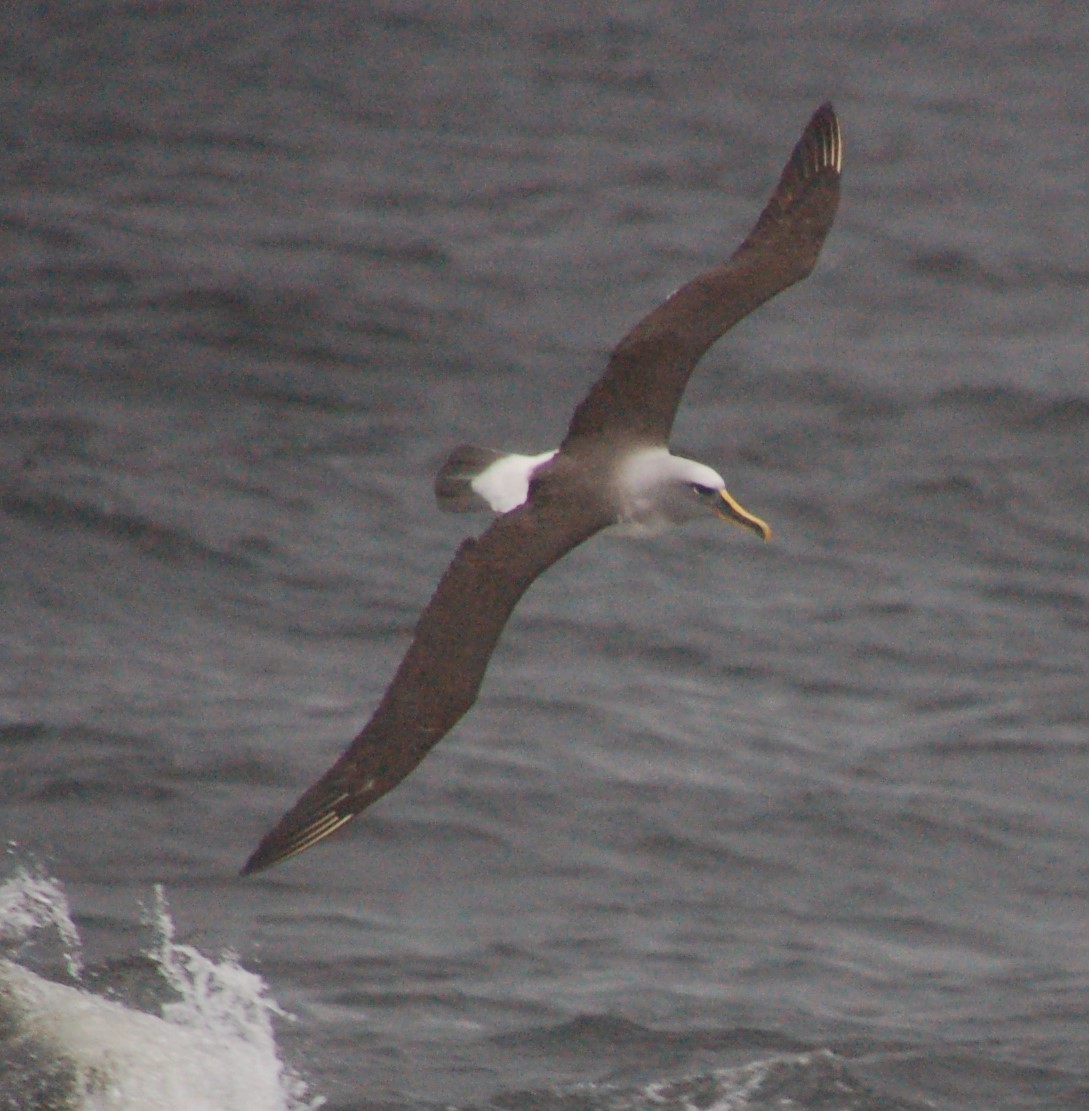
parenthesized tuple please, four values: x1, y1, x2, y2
(690, 483, 715, 496)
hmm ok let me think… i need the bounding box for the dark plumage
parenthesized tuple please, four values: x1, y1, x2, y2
(242, 103, 842, 875)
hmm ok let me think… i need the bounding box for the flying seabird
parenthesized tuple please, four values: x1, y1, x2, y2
(241, 103, 842, 875)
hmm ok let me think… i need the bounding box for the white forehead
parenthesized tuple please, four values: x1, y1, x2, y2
(617, 447, 724, 492)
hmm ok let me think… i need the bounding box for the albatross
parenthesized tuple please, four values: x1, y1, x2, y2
(242, 103, 842, 875)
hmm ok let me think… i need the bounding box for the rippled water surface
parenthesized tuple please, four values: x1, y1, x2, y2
(4, 3, 1089, 1108)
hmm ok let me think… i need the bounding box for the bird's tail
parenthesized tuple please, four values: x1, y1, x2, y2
(433, 443, 506, 512)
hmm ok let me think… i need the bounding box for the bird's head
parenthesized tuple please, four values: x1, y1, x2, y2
(614, 448, 770, 539)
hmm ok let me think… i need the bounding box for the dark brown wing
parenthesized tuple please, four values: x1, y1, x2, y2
(562, 102, 842, 449)
(241, 468, 607, 874)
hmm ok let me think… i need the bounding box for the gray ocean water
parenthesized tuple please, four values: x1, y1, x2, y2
(4, 3, 1089, 1108)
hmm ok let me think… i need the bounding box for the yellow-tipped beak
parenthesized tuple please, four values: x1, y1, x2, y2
(715, 489, 771, 541)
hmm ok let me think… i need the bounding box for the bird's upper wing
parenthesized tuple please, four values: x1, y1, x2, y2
(562, 102, 842, 450)
(241, 471, 607, 874)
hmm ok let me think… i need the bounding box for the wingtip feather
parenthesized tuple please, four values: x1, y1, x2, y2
(799, 102, 842, 176)
(240, 791, 355, 875)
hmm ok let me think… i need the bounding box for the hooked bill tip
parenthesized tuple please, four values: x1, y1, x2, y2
(715, 489, 771, 541)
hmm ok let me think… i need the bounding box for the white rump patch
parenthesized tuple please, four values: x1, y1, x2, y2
(471, 450, 558, 513)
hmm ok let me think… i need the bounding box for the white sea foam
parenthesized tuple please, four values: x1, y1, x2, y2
(0, 866, 84, 979)
(0, 868, 324, 1111)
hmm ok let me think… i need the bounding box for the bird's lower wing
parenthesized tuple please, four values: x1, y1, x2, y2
(241, 481, 606, 874)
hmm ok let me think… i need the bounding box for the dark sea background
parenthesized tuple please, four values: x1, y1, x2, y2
(4, 3, 1089, 1108)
